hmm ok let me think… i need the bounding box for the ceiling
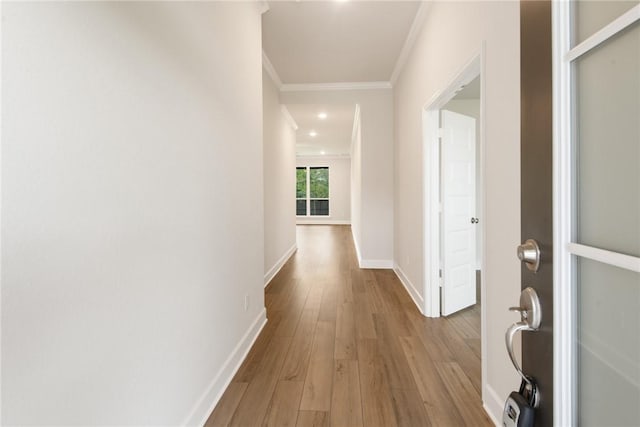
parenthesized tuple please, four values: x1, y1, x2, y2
(286, 104, 356, 157)
(262, 1, 422, 84)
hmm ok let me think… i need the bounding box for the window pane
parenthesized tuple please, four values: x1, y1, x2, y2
(310, 199, 329, 216)
(296, 199, 307, 216)
(574, 0, 639, 46)
(576, 22, 640, 257)
(296, 167, 307, 199)
(309, 167, 329, 199)
(577, 257, 640, 426)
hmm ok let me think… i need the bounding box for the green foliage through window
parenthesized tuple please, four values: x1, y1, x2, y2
(309, 167, 329, 198)
(296, 167, 307, 199)
(296, 166, 329, 216)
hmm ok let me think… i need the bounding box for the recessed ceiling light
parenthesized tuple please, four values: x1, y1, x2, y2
(321, 151, 326, 155)
(317, 112, 327, 120)
(309, 130, 317, 137)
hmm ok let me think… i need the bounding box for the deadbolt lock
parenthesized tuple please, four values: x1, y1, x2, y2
(517, 239, 541, 272)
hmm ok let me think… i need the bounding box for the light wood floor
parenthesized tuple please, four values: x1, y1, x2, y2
(206, 225, 492, 427)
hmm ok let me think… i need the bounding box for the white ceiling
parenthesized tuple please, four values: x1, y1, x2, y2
(262, 1, 422, 84)
(286, 104, 356, 156)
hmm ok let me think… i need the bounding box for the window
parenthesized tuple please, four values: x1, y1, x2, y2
(296, 166, 329, 216)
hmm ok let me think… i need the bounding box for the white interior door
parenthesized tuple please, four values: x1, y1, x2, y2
(441, 109, 476, 316)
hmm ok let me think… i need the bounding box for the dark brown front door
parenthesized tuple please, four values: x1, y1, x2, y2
(520, 1, 553, 425)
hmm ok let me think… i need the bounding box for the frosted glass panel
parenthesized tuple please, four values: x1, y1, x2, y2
(574, 0, 639, 45)
(578, 258, 640, 426)
(576, 22, 640, 257)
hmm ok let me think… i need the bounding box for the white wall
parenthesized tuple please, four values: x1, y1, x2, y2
(263, 70, 297, 286)
(1, 3, 265, 425)
(296, 156, 351, 224)
(443, 99, 482, 269)
(393, 1, 521, 421)
(281, 89, 393, 268)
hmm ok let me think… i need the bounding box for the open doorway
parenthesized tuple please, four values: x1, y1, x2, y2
(421, 50, 487, 416)
(439, 76, 482, 316)
(284, 103, 355, 226)
(422, 54, 484, 320)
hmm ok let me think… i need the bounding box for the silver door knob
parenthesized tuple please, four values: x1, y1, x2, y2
(517, 239, 540, 272)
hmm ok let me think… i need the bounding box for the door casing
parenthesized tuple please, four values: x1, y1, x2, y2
(421, 45, 488, 406)
(422, 51, 485, 318)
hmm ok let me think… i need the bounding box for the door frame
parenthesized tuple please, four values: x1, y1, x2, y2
(421, 46, 487, 405)
(422, 48, 485, 318)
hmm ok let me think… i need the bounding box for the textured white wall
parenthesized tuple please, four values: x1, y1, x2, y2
(281, 90, 393, 266)
(393, 1, 521, 420)
(1, 3, 264, 425)
(263, 70, 297, 283)
(296, 156, 351, 224)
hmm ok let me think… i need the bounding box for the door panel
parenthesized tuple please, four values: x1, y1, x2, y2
(520, 1, 554, 425)
(578, 258, 640, 426)
(576, 21, 640, 257)
(441, 110, 476, 316)
(532, 1, 640, 424)
(574, 0, 639, 44)
(570, 5, 640, 425)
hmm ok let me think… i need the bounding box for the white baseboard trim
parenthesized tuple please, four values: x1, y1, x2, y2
(264, 243, 297, 288)
(182, 308, 267, 427)
(349, 228, 392, 269)
(393, 264, 426, 315)
(360, 259, 394, 269)
(296, 219, 351, 225)
(484, 383, 505, 426)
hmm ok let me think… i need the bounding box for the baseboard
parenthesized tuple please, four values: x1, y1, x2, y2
(484, 383, 504, 426)
(349, 229, 392, 269)
(359, 259, 394, 269)
(182, 308, 267, 426)
(296, 219, 351, 225)
(264, 243, 297, 288)
(393, 264, 426, 315)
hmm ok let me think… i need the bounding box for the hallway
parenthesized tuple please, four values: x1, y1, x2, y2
(206, 225, 492, 426)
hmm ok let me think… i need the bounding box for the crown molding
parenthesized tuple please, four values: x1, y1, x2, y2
(280, 81, 392, 92)
(390, 1, 432, 86)
(262, 50, 283, 89)
(280, 105, 298, 130)
(296, 154, 351, 160)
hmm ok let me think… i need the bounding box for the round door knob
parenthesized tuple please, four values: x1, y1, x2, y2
(517, 239, 541, 272)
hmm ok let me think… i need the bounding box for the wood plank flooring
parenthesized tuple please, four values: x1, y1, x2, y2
(206, 225, 492, 427)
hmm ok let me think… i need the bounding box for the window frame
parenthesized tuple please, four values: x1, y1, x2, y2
(296, 165, 330, 217)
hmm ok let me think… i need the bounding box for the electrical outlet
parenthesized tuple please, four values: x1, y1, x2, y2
(244, 294, 250, 312)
